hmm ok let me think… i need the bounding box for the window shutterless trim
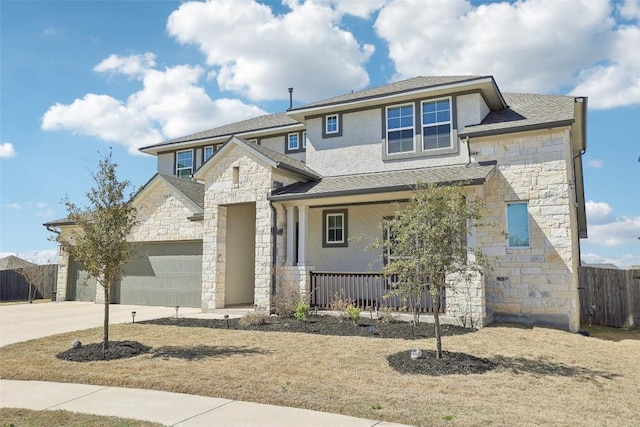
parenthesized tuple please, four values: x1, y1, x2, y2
(385, 103, 415, 155)
(506, 201, 531, 248)
(285, 131, 306, 154)
(322, 113, 343, 138)
(176, 149, 194, 178)
(322, 209, 348, 248)
(421, 96, 453, 151)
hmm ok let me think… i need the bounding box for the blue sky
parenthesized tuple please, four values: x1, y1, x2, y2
(1, 0, 639, 267)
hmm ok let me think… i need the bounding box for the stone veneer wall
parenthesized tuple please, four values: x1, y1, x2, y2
(471, 128, 581, 331)
(54, 182, 203, 302)
(131, 184, 203, 242)
(201, 146, 299, 311)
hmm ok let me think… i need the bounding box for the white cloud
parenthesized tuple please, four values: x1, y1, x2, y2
(94, 52, 157, 78)
(0, 142, 17, 158)
(42, 55, 266, 153)
(581, 252, 640, 269)
(310, 0, 388, 18)
(619, 0, 640, 20)
(166, 0, 374, 102)
(587, 158, 603, 168)
(6, 203, 22, 209)
(42, 93, 163, 154)
(586, 201, 615, 224)
(374, 0, 640, 109)
(587, 216, 640, 246)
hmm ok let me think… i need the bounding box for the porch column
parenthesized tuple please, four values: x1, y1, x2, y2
(286, 206, 296, 265)
(298, 205, 308, 266)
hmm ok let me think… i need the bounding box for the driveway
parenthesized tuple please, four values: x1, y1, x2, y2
(0, 301, 202, 347)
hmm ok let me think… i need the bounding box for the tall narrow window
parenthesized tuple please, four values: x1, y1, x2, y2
(326, 114, 339, 134)
(204, 145, 215, 161)
(386, 104, 414, 154)
(176, 150, 193, 178)
(422, 98, 452, 150)
(323, 209, 348, 247)
(507, 202, 530, 248)
(288, 133, 299, 151)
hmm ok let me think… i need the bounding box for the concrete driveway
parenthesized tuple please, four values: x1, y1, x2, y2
(0, 301, 202, 347)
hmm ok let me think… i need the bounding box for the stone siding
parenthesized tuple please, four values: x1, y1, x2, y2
(201, 145, 301, 311)
(471, 128, 580, 331)
(131, 183, 203, 242)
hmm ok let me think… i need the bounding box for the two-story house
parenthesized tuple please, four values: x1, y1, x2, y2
(48, 75, 587, 331)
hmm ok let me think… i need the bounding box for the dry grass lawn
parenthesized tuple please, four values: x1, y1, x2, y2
(1, 322, 638, 427)
(0, 408, 163, 426)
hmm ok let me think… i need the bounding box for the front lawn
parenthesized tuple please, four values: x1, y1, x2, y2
(1, 320, 638, 427)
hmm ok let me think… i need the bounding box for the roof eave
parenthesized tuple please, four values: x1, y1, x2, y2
(268, 176, 489, 202)
(288, 76, 506, 123)
(460, 119, 575, 139)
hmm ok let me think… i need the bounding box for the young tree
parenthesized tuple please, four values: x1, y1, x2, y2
(379, 182, 488, 359)
(52, 150, 138, 353)
(16, 253, 54, 303)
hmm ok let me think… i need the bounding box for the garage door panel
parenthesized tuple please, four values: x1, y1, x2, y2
(119, 242, 202, 308)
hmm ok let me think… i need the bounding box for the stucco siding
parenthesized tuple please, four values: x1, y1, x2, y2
(305, 107, 469, 177)
(157, 152, 174, 175)
(457, 93, 490, 129)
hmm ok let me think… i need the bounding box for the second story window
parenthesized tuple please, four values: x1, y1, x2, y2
(176, 149, 193, 178)
(204, 145, 215, 162)
(326, 114, 339, 134)
(422, 98, 452, 150)
(386, 104, 414, 154)
(288, 133, 299, 151)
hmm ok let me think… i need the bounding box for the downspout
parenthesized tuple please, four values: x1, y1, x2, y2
(464, 136, 471, 166)
(269, 201, 278, 302)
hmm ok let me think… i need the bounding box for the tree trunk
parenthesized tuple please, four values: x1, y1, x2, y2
(103, 284, 110, 355)
(433, 290, 442, 359)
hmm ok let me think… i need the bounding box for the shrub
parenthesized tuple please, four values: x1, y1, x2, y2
(329, 292, 350, 312)
(272, 264, 306, 318)
(239, 312, 270, 327)
(346, 304, 361, 324)
(294, 302, 310, 321)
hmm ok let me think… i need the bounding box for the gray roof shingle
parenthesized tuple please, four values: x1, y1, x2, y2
(460, 93, 576, 137)
(240, 139, 321, 179)
(141, 112, 299, 151)
(269, 162, 496, 201)
(158, 174, 204, 210)
(293, 76, 489, 110)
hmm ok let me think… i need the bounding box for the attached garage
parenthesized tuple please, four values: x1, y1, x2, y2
(66, 241, 202, 307)
(67, 258, 99, 302)
(116, 241, 203, 308)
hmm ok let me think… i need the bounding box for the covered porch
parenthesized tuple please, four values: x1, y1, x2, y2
(269, 162, 496, 327)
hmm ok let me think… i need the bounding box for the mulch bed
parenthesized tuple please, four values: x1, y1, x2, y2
(387, 350, 496, 376)
(57, 315, 492, 375)
(56, 341, 151, 362)
(140, 314, 474, 340)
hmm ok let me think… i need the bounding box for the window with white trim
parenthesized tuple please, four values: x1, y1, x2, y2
(422, 98, 452, 150)
(176, 150, 193, 178)
(288, 133, 299, 151)
(204, 145, 215, 161)
(507, 202, 530, 248)
(323, 209, 348, 247)
(386, 104, 414, 154)
(326, 114, 339, 134)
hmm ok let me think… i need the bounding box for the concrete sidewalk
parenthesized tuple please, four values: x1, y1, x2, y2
(0, 380, 412, 427)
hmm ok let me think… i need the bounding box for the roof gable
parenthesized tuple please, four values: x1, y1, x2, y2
(134, 173, 204, 213)
(193, 136, 320, 181)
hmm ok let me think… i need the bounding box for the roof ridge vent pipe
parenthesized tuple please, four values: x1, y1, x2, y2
(288, 87, 293, 110)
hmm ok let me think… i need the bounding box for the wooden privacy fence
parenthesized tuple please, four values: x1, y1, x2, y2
(0, 265, 58, 302)
(578, 266, 640, 328)
(310, 271, 444, 313)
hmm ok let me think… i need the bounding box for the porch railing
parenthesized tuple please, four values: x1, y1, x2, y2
(309, 271, 445, 313)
